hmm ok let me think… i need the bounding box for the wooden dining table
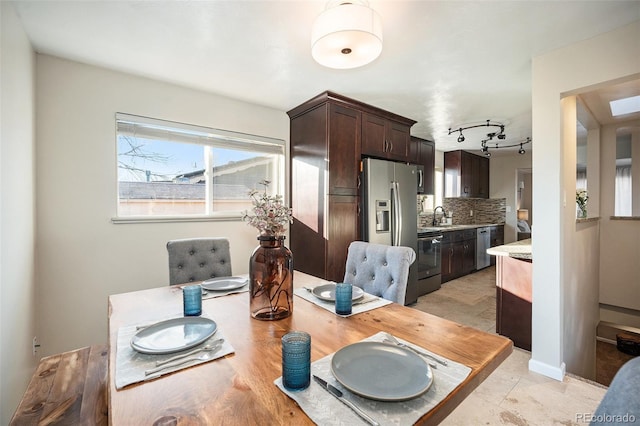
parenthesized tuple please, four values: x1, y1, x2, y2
(108, 271, 512, 425)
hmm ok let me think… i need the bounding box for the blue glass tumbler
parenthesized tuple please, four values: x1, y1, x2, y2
(335, 283, 353, 315)
(281, 331, 311, 390)
(183, 285, 202, 316)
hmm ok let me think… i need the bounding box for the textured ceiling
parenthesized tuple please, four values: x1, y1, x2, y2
(11, 0, 640, 154)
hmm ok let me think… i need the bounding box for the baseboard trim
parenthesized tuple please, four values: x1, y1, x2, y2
(528, 359, 566, 381)
(596, 336, 617, 345)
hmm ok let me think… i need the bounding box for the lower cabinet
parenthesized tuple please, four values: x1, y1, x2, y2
(490, 225, 504, 266)
(441, 229, 476, 283)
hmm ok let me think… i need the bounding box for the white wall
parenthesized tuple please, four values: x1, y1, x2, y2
(561, 96, 600, 380)
(0, 3, 37, 423)
(489, 152, 532, 243)
(35, 55, 290, 357)
(531, 21, 640, 380)
(599, 119, 640, 323)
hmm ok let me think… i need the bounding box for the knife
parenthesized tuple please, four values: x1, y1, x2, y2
(312, 375, 379, 426)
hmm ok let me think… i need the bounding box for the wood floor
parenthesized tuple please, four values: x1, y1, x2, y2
(413, 266, 612, 425)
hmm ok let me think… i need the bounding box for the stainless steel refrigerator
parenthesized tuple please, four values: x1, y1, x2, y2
(362, 158, 418, 305)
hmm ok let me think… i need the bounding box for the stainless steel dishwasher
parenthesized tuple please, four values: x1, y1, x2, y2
(476, 227, 491, 270)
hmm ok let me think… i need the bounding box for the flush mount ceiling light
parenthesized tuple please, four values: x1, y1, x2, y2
(448, 120, 506, 144)
(311, 0, 383, 69)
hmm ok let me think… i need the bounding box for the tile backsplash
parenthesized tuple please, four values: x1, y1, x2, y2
(418, 197, 506, 227)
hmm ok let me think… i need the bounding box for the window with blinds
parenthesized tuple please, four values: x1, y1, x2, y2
(115, 113, 285, 219)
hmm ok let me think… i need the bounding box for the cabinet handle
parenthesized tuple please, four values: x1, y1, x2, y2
(389, 139, 393, 152)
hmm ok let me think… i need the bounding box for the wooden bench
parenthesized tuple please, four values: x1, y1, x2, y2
(10, 345, 108, 425)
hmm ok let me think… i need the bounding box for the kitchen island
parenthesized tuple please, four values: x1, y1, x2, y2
(488, 239, 532, 350)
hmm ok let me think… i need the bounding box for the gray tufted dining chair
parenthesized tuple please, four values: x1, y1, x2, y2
(343, 241, 416, 304)
(166, 237, 232, 285)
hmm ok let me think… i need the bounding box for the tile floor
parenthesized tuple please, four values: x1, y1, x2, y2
(413, 266, 608, 425)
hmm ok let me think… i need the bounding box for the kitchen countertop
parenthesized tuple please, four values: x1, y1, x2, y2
(418, 223, 502, 233)
(487, 238, 532, 260)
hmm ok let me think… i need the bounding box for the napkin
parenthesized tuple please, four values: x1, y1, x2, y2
(275, 331, 471, 426)
(294, 287, 392, 316)
(115, 315, 235, 389)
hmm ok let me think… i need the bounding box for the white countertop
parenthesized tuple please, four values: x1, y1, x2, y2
(487, 239, 532, 259)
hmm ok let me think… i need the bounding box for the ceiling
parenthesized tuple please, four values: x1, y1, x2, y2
(10, 0, 640, 154)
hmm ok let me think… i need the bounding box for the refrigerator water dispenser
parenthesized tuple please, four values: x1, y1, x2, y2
(375, 200, 390, 232)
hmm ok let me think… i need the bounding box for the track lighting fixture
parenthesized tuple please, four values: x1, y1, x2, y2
(448, 119, 505, 143)
(479, 137, 532, 156)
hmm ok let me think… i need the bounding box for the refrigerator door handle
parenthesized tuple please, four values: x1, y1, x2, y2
(391, 181, 402, 246)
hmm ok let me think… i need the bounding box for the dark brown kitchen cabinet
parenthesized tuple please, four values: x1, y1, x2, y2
(444, 150, 490, 198)
(362, 112, 413, 162)
(287, 91, 415, 282)
(288, 94, 361, 282)
(441, 229, 476, 283)
(412, 136, 435, 194)
(489, 225, 504, 266)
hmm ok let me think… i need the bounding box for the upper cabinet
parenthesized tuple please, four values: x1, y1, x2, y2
(361, 112, 413, 162)
(444, 150, 490, 198)
(412, 136, 435, 194)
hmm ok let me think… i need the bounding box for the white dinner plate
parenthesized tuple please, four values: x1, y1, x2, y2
(331, 341, 434, 401)
(130, 317, 217, 354)
(201, 276, 248, 291)
(311, 284, 364, 302)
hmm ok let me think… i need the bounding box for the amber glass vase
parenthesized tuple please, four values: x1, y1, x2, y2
(249, 235, 293, 320)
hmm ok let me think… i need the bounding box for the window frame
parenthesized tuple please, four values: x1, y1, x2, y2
(112, 113, 286, 224)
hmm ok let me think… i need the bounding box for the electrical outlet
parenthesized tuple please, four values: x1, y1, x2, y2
(32, 336, 40, 356)
(470, 210, 473, 217)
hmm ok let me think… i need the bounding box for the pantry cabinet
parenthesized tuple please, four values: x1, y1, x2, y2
(287, 91, 416, 282)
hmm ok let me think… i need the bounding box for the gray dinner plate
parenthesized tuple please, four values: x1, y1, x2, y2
(201, 276, 248, 291)
(130, 317, 217, 354)
(311, 284, 364, 302)
(331, 341, 434, 401)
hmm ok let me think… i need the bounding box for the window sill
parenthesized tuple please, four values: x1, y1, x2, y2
(576, 216, 600, 224)
(111, 214, 242, 225)
(610, 216, 640, 221)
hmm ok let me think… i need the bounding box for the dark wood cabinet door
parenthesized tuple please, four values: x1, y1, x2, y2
(361, 112, 387, 158)
(386, 120, 411, 161)
(441, 242, 454, 283)
(326, 195, 359, 282)
(478, 156, 490, 198)
(461, 151, 474, 198)
(328, 104, 360, 195)
(420, 140, 435, 194)
(444, 151, 462, 198)
(451, 241, 465, 279)
(462, 241, 476, 274)
(362, 113, 412, 162)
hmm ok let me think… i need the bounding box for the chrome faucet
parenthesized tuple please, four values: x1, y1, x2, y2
(433, 206, 446, 226)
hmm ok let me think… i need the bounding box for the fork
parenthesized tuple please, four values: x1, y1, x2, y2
(155, 338, 224, 366)
(145, 343, 223, 376)
(383, 333, 447, 366)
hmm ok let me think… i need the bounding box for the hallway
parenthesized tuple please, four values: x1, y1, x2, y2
(413, 266, 609, 425)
